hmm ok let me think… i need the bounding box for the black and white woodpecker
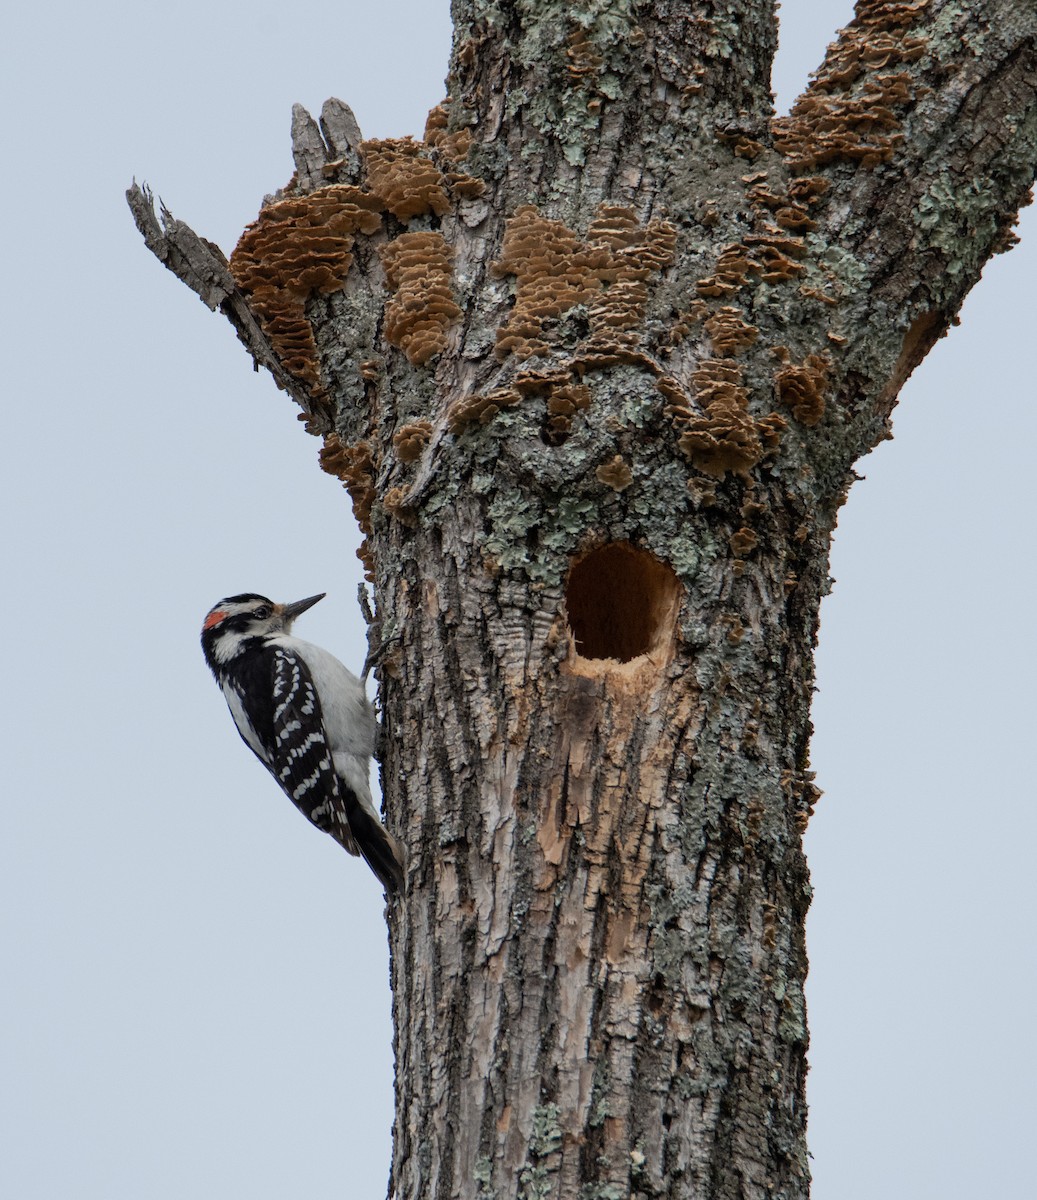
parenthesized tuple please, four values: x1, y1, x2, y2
(200, 592, 403, 895)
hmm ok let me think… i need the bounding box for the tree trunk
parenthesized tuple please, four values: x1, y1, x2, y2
(128, 2, 1037, 1196)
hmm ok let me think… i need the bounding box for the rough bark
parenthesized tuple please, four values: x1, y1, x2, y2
(129, 2, 1037, 1198)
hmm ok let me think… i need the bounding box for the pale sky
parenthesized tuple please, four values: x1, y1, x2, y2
(2, 3, 1034, 1198)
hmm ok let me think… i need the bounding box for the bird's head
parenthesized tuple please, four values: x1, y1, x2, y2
(200, 592, 325, 672)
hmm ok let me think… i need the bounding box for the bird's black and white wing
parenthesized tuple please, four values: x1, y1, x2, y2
(267, 647, 356, 846)
(270, 648, 403, 894)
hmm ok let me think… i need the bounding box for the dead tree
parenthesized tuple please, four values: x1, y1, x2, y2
(128, 2, 1036, 1197)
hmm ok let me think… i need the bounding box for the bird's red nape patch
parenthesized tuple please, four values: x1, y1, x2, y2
(203, 610, 228, 630)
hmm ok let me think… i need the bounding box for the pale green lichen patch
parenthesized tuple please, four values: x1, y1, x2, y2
(459, 0, 639, 161)
(580, 1185, 627, 1200)
(926, 2, 988, 61)
(475, 1155, 494, 1199)
(777, 978, 807, 1045)
(916, 171, 1013, 278)
(518, 1102, 563, 1200)
(703, 14, 741, 59)
(588, 1058, 611, 1127)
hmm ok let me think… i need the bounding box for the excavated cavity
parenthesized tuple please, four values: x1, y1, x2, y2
(565, 543, 682, 664)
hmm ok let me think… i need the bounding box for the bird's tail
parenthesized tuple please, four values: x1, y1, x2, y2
(338, 792, 405, 896)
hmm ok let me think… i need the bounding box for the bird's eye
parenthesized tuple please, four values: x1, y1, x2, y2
(253, 605, 272, 620)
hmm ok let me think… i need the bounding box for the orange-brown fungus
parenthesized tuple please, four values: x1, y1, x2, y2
(799, 285, 839, 307)
(446, 171, 487, 200)
(544, 382, 592, 430)
(757, 412, 788, 454)
(596, 456, 634, 491)
(705, 307, 760, 357)
(424, 103, 473, 161)
(379, 232, 461, 365)
(776, 354, 829, 425)
(773, 0, 929, 171)
(566, 28, 605, 82)
(729, 527, 759, 557)
(783, 767, 823, 833)
(513, 367, 575, 394)
(230, 186, 383, 398)
(788, 176, 831, 206)
(392, 420, 434, 463)
(318, 434, 377, 533)
(511, 368, 593, 442)
(423, 102, 484, 196)
(696, 242, 764, 298)
(665, 301, 709, 347)
(678, 407, 762, 478)
(493, 208, 593, 359)
(717, 129, 765, 161)
(361, 137, 451, 221)
(424, 103, 449, 143)
(447, 388, 523, 435)
(493, 203, 677, 360)
(382, 485, 418, 526)
(668, 360, 786, 479)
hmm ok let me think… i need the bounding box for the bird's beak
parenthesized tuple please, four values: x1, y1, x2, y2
(281, 593, 326, 624)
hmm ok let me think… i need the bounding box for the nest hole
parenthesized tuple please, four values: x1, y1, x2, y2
(566, 542, 681, 663)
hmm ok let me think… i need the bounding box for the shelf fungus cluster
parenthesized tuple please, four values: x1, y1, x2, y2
(447, 388, 523, 436)
(391, 420, 434, 464)
(452, 176, 839, 483)
(653, 155, 847, 481)
(439, 203, 680, 452)
(361, 137, 451, 222)
(704, 308, 760, 357)
(446, 368, 594, 445)
(423, 104, 485, 198)
(318, 434, 377, 532)
(318, 433, 379, 577)
(775, 354, 830, 427)
(492, 203, 678, 360)
(772, 0, 930, 171)
(666, 361, 786, 480)
(229, 125, 477, 410)
(380, 232, 460, 365)
(229, 187, 382, 407)
(595, 456, 634, 492)
(225, 67, 869, 539)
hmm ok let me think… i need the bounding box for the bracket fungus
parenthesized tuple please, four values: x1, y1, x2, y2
(776, 355, 830, 426)
(666, 360, 786, 480)
(379, 232, 461, 365)
(447, 388, 523, 435)
(318, 434, 377, 533)
(492, 203, 677, 360)
(772, 0, 929, 171)
(229, 186, 383, 401)
(595, 456, 634, 492)
(392, 420, 435, 463)
(361, 137, 451, 221)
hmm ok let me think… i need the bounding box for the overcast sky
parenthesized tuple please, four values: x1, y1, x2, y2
(2, 3, 1034, 1198)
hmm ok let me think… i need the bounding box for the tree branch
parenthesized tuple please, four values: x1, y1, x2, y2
(125, 182, 329, 430)
(779, 0, 1037, 441)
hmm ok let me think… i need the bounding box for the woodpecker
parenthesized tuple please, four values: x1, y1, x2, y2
(200, 592, 403, 895)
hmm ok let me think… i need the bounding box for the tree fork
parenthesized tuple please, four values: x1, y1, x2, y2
(129, 2, 1037, 1197)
